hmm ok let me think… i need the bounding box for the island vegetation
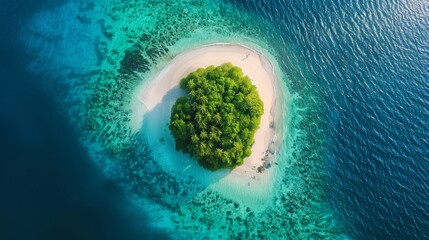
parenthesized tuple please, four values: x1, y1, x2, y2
(169, 63, 263, 171)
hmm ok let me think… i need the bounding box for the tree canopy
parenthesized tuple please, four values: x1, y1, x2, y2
(169, 62, 263, 171)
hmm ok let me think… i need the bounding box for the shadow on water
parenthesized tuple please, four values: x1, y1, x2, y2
(140, 86, 230, 187)
(0, 69, 171, 240)
(0, 67, 171, 240)
(0, 1, 171, 239)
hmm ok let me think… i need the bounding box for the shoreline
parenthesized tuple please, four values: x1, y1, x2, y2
(130, 43, 282, 210)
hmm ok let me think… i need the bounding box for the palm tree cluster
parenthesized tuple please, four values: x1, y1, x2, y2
(169, 63, 263, 171)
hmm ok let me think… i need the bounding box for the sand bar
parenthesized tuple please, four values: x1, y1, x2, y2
(130, 43, 281, 210)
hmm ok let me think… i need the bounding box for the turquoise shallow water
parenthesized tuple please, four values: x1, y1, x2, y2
(2, 0, 428, 239)
(18, 0, 341, 238)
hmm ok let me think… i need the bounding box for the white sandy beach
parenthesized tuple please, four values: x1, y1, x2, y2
(130, 43, 281, 210)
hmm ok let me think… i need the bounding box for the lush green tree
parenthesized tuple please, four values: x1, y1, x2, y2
(169, 63, 263, 171)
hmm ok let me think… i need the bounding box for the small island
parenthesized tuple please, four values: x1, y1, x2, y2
(130, 44, 281, 208)
(169, 63, 264, 171)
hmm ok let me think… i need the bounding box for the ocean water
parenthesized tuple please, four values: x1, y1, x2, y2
(1, 0, 428, 239)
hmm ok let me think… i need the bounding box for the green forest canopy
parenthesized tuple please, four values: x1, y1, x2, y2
(169, 63, 264, 171)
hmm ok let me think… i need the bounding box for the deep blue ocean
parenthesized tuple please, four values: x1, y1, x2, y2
(232, 0, 429, 239)
(1, 0, 428, 239)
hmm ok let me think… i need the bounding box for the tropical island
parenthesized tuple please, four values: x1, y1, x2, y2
(130, 44, 282, 207)
(169, 63, 264, 171)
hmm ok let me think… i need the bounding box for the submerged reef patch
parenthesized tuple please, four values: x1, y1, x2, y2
(22, 0, 345, 238)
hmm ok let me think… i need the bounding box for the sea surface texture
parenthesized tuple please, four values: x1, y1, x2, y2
(1, 0, 428, 239)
